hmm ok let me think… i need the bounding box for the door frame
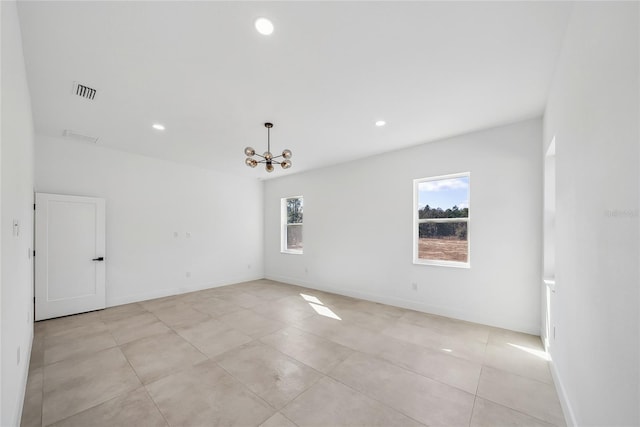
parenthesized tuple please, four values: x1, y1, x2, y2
(35, 193, 106, 320)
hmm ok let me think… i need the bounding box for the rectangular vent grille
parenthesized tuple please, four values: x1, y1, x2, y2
(63, 130, 99, 144)
(73, 82, 97, 100)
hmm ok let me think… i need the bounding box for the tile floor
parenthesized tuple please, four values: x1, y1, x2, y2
(21, 279, 565, 427)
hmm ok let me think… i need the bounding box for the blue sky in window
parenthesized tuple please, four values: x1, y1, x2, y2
(418, 176, 469, 210)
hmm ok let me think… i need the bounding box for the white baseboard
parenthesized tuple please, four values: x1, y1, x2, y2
(14, 327, 34, 427)
(106, 274, 264, 308)
(265, 274, 539, 335)
(549, 356, 577, 427)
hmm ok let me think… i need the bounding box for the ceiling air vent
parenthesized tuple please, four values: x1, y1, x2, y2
(63, 130, 99, 144)
(72, 82, 97, 100)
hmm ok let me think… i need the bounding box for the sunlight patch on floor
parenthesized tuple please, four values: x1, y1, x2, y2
(508, 343, 551, 361)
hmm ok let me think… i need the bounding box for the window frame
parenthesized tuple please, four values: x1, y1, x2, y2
(281, 196, 303, 255)
(413, 172, 470, 268)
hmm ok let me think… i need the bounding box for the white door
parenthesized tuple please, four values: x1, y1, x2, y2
(35, 193, 106, 320)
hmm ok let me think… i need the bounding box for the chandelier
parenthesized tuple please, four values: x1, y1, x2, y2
(244, 123, 292, 172)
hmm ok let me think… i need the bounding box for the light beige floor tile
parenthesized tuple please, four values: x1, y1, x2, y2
(332, 307, 400, 332)
(251, 302, 315, 324)
(477, 366, 565, 425)
(292, 313, 343, 336)
(470, 397, 556, 427)
(215, 342, 322, 409)
(29, 335, 44, 372)
(259, 412, 298, 427)
(330, 352, 474, 426)
(99, 303, 147, 323)
(50, 387, 167, 427)
(28, 281, 563, 427)
(483, 342, 552, 384)
(320, 323, 389, 355)
(40, 311, 103, 336)
(106, 312, 171, 345)
(249, 286, 303, 302)
(42, 347, 141, 426)
(383, 321, 487, 362)
(382, 320, 443, 348)
(294, 316, 388, 355)
(217, 291, 266, 309)
(488, 327, 544, 348)
(260, 326, 353, 373)
(20, 367, 43, 427)
(120, 332, 207, 384)
(333, 299, 407, 319)
(44, 328, 117, 365)
(378, 336, 481, 394)
(174, 318, 253, 358)
(151, 303, 211, 328)
(44, 321, 108, 341)
(139, 295, 183, 313)
(189, 296, 244, 317)
(218, 309, 286, 338)
(282, 377, 422, 427)
(146, 359, 274, 426)
(275, 294, 322, 311)
(399, 310, 491, 343)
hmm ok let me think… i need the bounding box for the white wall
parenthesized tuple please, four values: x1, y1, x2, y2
(1, 1, 36, 425)
(265, 118, 542, 334)
(36, 135, 264, 307)
(543, 2, 639, 425)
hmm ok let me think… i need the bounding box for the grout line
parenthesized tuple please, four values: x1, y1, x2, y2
(469, 395, 478, 427)
(325, 364, 428, 427)
(142, 386, 171, 427)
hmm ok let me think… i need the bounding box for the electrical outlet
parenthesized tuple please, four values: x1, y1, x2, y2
(411, 282, 418, 291)
(305, 267, 309, 274)
(173, 231, 178, 238)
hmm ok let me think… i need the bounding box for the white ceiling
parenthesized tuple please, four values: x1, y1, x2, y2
(17, 1, 573, 179)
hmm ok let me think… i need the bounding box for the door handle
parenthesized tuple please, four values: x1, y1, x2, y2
(92, 257, 104, 261)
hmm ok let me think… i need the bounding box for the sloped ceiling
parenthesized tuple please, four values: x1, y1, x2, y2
(18, 1, 573, 178)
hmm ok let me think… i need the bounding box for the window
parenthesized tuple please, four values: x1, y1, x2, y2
(281, 196, 303, 254)
(414, 173, 470, 267)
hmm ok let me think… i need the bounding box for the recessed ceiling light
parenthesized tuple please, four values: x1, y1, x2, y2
(255, 18, 274, 35)
(375, 120, 386, 127)
(152, 123, 165, 131)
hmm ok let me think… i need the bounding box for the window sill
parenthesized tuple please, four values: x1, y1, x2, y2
(413, 259, 470, 269)
(281, 250, 303, 255)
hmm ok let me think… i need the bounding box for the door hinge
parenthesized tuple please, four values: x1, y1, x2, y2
(33, 203, 36, 210)
(33, 250, 36, 257)
(33, 297, 35, 303)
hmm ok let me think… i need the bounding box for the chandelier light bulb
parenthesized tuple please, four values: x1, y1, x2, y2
(244, 147, 255, 156)
(263, 151, 273, 160)
(266, 162, 274, 173)
(282, 149, 292, 159)
(281, 160, 292, 169)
